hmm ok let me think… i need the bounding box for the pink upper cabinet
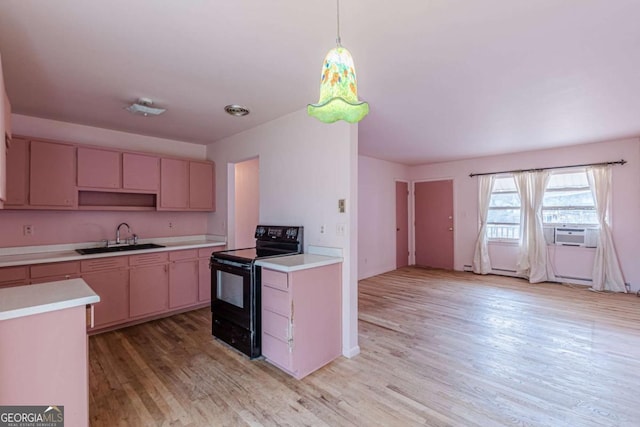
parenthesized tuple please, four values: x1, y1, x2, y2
(29, 140, 76, 208)
(189, 161, 215, 210)
(5, 137, 28, 207)
(123, 152, 159, 192)
(160, 158, 189, 209)
(77, 146, 121, 189)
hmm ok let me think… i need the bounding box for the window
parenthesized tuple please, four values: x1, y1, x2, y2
(487, 175, 520, 240)
(542, 170, 598, 226)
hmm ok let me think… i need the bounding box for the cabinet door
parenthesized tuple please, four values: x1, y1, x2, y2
(189, 161, 215, 210)
(0, 266, 28, 288)
(5, 137, 28, 207)
(160, 158, 188, 209)
(169, 259, 198, 308)
(83, 269, 129, 327)
(198, 258, 212, 302)
(123, 153, 159, 191)
(30, 140, 76, 207)
(130, 263, 169, 317)
(77, 147, 121, 189)
(3, 90, 10, 138)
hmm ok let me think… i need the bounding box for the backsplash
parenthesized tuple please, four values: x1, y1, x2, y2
(0, 210, 209, 247)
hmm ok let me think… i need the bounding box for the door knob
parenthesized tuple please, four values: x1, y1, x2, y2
(396, 228, 400, 231)
(449, 227, 453, 231)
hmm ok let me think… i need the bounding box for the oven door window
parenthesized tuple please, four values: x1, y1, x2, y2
(217, 270, 245, 308)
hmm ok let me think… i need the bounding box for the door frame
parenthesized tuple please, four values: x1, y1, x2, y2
(410, 177, 457, 268)
(395, 179, 411, 269)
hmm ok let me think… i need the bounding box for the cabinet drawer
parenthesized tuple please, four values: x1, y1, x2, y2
(0, 266, 28, 284)
(31, 274, 81, 284)
(169, 249, 198, 261)
(199, 247, 221, 258)
(262, 286, 289, 316)
(129, 252, 168, 266)
(262, 333, 291, 370)
(262, 268, 288, 290)
(31, 261, 79, 279)
(263, 310, 289, 342)
(81, 256, 128, 272)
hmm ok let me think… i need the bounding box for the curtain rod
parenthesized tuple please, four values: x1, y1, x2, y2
(469, 159, 627, 178)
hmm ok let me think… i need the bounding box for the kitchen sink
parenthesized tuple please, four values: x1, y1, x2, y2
(75, 243, 165, 255)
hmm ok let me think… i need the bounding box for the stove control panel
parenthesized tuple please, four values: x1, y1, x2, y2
(255, 225, 302, 241)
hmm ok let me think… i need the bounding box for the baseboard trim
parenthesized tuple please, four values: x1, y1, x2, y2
(343, 345, 361, 359)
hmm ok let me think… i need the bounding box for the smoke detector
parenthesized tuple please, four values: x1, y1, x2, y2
(125, 98, 166, 116)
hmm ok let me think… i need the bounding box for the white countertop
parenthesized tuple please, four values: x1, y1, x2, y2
(0, 278, 100, 321)
(0, 235, 226, 268)
(255, 254, 343, 273)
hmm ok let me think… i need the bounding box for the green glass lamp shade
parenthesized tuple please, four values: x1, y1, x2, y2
(308, 46, 369, 123)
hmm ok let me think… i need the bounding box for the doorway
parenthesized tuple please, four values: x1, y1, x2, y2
(414, 179, 454, 270)
(395, 181, 409, 268)
(233, 158, 259, 248)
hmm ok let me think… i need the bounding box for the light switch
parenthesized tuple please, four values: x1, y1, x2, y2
(338, 199, 346, 213)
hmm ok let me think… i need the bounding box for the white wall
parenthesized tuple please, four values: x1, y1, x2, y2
(207, 108, 360, 357)
(12, 114, 206, 159)
(358, 155, 410, 279)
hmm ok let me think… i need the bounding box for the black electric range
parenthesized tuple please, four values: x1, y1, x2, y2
(210, 225, 303, 358)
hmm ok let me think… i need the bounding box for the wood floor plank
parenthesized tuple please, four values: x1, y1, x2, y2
(89, 267, 640, 426)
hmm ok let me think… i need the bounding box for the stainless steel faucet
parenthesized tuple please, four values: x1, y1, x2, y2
(115, 222, 131, 245)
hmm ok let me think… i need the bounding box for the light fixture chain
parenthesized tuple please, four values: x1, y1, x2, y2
(336, 0, 341, 46)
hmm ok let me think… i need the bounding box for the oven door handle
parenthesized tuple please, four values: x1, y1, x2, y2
(211, 258, 251, 270)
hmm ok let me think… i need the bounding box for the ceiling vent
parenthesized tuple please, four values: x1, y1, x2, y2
(224, 104, 250, 117)
(125, 98, 166, 116)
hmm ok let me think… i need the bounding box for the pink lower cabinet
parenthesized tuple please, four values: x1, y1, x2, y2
(169, 250, 198, 309)
(129, 252, 169, 318)
(261, 264, 342, 379)
(81, 257, 129, 329)
(198, 247, 218, 302)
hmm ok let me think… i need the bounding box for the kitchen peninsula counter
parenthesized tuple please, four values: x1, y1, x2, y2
(0, 278, 99, 321)
(255, 253, 343, 273)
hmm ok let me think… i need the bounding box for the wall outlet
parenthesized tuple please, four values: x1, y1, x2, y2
(168, 221, 174, 229)
(23, 225, 34, 236)
(320, 225, 325, 234)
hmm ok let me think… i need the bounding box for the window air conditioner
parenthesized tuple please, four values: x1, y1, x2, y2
(554, 227, 590, 247)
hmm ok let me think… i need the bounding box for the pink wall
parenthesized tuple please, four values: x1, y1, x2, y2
(358, 156, 410, 279)
(0, 210, 208, 247)
(359, 138, 640, 291)
(409, 138, 640, 291)
(234, 157, 259, 248)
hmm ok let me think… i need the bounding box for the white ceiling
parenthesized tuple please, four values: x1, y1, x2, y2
(1, 0, 640, 165)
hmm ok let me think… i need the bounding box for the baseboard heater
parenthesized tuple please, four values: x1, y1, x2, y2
(491, 268, 517, 273)
(554, 275, 592, 282)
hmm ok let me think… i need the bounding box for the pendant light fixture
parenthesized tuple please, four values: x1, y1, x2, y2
(307, 0, 369, 124)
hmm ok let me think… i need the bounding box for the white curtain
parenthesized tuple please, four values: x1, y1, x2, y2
(588, 166, 626, 292)
(514, 171, 551, 283)
(472, 175, 495, 274)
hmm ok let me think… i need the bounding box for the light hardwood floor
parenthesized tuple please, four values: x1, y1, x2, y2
(89, 267, 640, 426)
